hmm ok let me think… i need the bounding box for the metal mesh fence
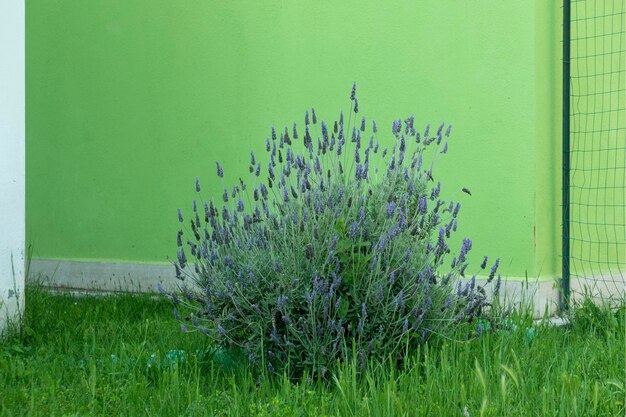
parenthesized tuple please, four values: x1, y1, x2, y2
(567, 0, 626, 301)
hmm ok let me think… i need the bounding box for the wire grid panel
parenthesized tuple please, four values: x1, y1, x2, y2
(569, 0, 626, 300)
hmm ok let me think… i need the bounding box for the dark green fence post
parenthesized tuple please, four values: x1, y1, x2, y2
(561, 0, 571, 312)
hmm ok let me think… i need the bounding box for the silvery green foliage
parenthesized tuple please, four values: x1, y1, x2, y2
(162, 84, 501, 378)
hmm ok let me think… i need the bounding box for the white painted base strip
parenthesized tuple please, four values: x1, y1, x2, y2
(470, 278, 560, 318)
(29, 259, 179, 294)
(570, 273, 626, 305)
(29, 259, 624, 318)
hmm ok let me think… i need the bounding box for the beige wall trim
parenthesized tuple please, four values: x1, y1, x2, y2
(29, 259, 624, 318)
(30, 259, 179, 294)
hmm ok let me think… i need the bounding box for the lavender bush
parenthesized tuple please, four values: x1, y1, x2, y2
(161, 84, 502, 378)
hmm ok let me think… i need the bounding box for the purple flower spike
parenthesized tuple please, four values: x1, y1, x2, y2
(360, 116, 366, 132)
(271, 126, 277, 140)
(177, 249, 187, 269)
(222, 189, 228, 203)
(195, 177, 201, 192)
(418, 196, 427, 213)
(394, 290, 405, 311)
(488, 258, 500, 281)
(293, 122, 298, 139)
(386, 200, 396, 218)
(437, 122, 445, 137)
(437, 227, 446, 250)
(250, 151, 256, 166)
(445, 124, 452, 137)
(266, 138, 271, 152)
(259, 183, 268, 199)
(373, 120, 377, 133)
(321, 121, 328, 142)
(177, 208, 183, 223)
(441, 142, 448, 154)
(349, 221, 359, 238)
(312, 108, 317, 124)
(459, 238, 473, 263)
(216, 162, 224, 178)
(350, 81, 356, 100)
(305, 109, 310, 126)
(392, 120, 401, 135)
(494, 274, 502, 295)
(277, 294, 288, 310)
(354, 98, 359, 114)
(237, 198, 244, 212)
(305, 290, 314, 305)
(453, 202, 461, 218)
(480, 256, 488, 269)
(330, 296, 341, 313)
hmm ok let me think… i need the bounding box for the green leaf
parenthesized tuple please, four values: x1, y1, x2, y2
(336, 238, 352, 253)
(338, 298, 350, 319)
(335, 218, 346, 233)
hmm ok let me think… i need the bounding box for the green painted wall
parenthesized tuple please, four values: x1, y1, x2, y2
(26, 1, 561, 280)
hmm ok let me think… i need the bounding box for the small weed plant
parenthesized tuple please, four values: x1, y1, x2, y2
(163, 84, 503, 378)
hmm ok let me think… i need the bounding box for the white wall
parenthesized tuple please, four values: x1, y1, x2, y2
(0, 0, 25, 335)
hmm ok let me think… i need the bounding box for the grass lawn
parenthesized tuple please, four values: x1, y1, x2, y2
(1, 284, 624, 417)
